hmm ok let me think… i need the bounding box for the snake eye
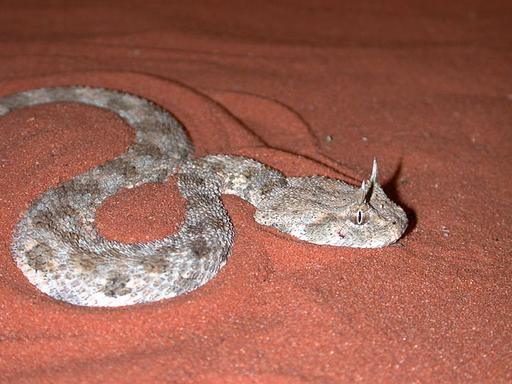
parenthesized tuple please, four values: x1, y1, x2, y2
(357, 210, 364, 225)
(352, 209, 367, 225)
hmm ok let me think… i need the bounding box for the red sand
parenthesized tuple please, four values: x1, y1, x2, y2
(0, 2, 510, 383)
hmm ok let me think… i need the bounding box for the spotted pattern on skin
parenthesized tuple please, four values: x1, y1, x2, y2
(1, 86, 408, 307)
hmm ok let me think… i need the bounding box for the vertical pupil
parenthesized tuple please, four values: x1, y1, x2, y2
(357, 210, 363, 224)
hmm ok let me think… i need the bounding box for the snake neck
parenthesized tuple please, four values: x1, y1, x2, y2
(177, 155, 288, 207)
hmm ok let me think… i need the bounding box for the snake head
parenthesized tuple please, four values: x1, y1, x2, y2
(254, 159, 408, 248)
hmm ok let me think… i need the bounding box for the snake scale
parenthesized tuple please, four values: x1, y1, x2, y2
(0, 86, 408, 307)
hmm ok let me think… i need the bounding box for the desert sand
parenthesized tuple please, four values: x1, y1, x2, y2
(0, 1, 510, 383)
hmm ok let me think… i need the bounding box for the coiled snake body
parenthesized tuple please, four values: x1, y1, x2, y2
(1, 87, 408, 307)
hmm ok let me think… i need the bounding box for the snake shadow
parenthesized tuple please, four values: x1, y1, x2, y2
(381, 159, 417, 236)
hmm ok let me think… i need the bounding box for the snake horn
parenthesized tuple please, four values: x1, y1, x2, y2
(359, 158, 378, 204)
(370, 158, 378, 185)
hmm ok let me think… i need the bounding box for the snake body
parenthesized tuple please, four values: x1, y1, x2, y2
(1, 87, 408, 307)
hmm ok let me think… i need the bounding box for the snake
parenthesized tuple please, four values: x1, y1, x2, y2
(0, 86, 408, 307)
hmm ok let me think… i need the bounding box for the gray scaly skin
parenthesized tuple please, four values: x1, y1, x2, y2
(0, 87, 408, 307)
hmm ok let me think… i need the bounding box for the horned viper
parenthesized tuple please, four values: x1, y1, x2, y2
(0, 86, 408, 307)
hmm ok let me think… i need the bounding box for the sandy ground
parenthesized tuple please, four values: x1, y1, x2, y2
(0, 1, 510, 383)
